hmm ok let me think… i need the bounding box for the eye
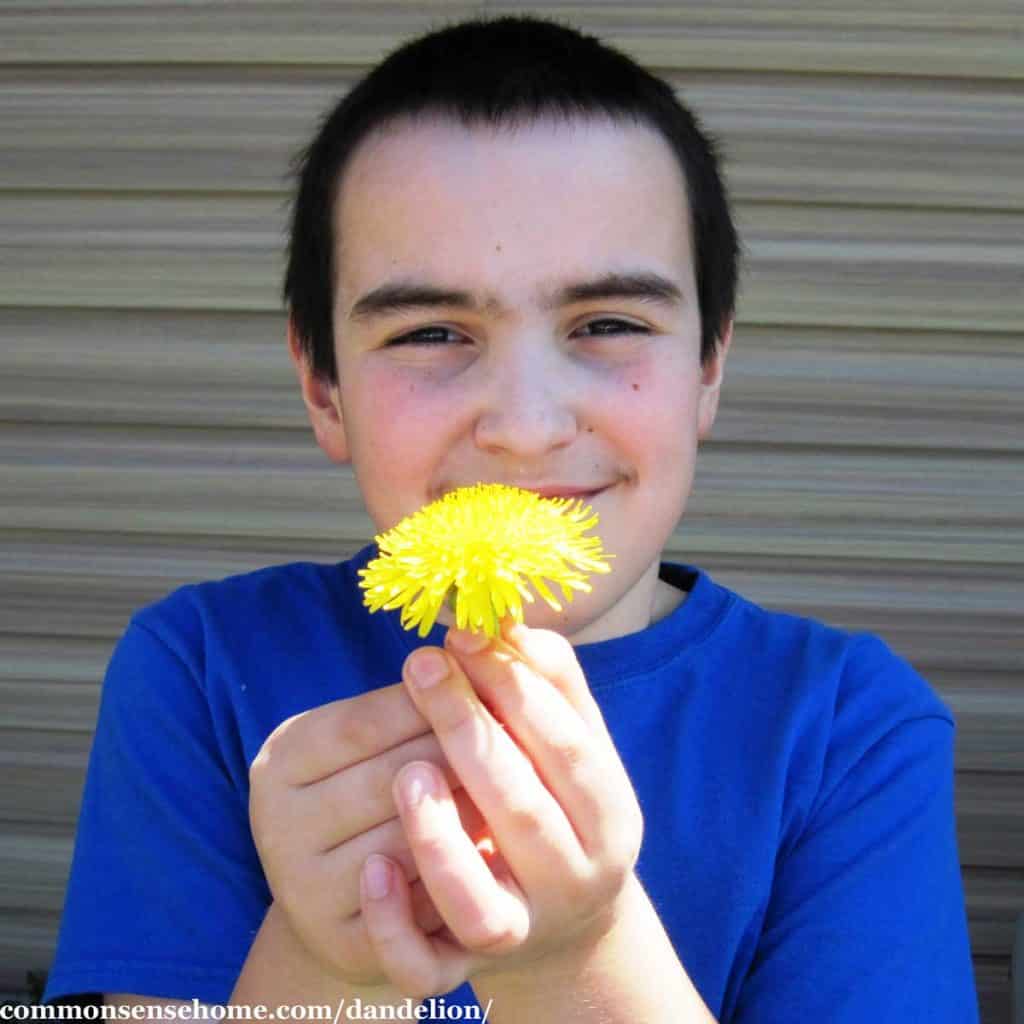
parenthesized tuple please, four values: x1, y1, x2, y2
(386, 326, 464, 346)
(574, 318, 649, 338)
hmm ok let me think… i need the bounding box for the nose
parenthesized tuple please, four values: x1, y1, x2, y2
(473, 341, 580, 458)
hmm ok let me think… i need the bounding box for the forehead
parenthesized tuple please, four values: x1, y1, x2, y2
(333, 113, 694, 310)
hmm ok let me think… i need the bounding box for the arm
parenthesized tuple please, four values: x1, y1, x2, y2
(354, 625, 978, 1022)
(472, 873, 716, 1023)
(44, 616, 448, 1007)
(44, 621, 268, 1003)
(229, 902, 407, 1008)
(730, 713, 979, 1022)
(106, 908, 410, 1013)
(244, 680, 476, 997)
(107, 893, 716, 1024)
(355, 620, 718, 1019)
(107, 914, 408, 1018)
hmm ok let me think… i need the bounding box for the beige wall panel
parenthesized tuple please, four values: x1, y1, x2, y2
(692, 559, 1023, 680)
(717, 327, 1023, 452)
(964, 870, 1024, 959)
(0, 832, 74, 917)
(683, 75, 1024, 210)
(0, 681, 101, 735)
(0, 531, 350, 588)
(960, 886, 1019, 966)
(736, 203, 1022, 333)
(975, 960, 1011, 1023)
(0, 731, 88, 827)
(0, 310, 299, 430)
(1, 2, 1021, 78)
(0, 195, 281, 311)
(956, 774, 1024, 868)
(3, 69, 1021, 210)
(0, 67, 334, 195)
(0, 911, 61, 993)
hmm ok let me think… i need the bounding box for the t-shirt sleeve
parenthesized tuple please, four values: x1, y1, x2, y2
(43, 616, 270, 1003)
(732, 637, 980, 1023)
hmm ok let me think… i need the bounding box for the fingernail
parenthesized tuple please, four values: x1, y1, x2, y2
(363, 855, 392, 900)
(401, 763, 438, 808)
(407, 649, 448, 689)
(447, 627, 491, 654)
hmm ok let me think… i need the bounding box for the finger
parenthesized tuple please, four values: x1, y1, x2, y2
(318, 815, 425, 918)
(360, 853, 476, 999)
(305, 865, 447, 988)
(394, 760, 530, 954)
(309, 811, 466, 933)
(294, 788, 490, 922)
(255, 682, 430, 786)
(293, 732, 462, 850)
(401, 647, 590, 892)
(444, 625, 640, 862)
(496, 619, 612, 741)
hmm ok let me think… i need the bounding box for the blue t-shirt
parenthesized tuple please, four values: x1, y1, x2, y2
(44, 544, 979, 1020)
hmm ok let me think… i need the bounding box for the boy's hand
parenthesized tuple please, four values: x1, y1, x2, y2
(359, 619, 645, 998)
(248, 683, 475, 986)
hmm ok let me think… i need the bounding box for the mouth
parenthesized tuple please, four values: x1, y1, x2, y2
(523, 485, 605, 502)
(438, 483, 609, 504)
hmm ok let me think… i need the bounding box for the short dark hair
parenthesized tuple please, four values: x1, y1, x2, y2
(284, 14, 740, 380)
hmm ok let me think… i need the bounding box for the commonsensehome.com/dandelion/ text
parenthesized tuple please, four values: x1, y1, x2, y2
(1, 998, 493, 1023)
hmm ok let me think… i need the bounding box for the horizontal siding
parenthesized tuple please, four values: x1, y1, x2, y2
(4, 196, 1022, 333)
(2, 68, 1021, 209)
(0, 2, 1021, 78)
(1, 3, 1021, 1019)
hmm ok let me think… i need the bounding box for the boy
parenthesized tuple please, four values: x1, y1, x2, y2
(44, 15, 979, 1021)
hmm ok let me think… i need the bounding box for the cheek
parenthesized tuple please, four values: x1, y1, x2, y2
(610, 362, 697, 457)
(345, 365, 451, 469)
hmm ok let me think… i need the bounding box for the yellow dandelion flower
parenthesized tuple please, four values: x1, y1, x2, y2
(357, 483, 614, 638)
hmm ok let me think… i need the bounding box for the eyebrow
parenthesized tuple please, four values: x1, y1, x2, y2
(346, 270, 684, 324)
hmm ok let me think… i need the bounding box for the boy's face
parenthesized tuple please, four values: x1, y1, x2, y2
(291, 113, 731, 645)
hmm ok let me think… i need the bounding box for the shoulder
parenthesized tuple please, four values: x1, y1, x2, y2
(704, 575, 956, 831)
(708, 574, 952, 726)
(132, 557, 343, 640)
(696, 583, 977, 1020)
(125, 550, 374, 677)
(676, 563, 955, 779)
(102, 545, 398, 751)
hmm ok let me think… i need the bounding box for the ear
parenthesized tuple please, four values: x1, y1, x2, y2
(696, 317, 734, 441)
(287, 316, 351, 465)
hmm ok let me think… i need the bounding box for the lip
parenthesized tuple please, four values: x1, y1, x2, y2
(440, 483, 608, 502)
(520, 485, 605, 501)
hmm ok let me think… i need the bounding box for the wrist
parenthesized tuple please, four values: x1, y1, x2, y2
(471, 872, 643, 992)
(231, 901, 406, 1007)
(471, 875, 716, 1023)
